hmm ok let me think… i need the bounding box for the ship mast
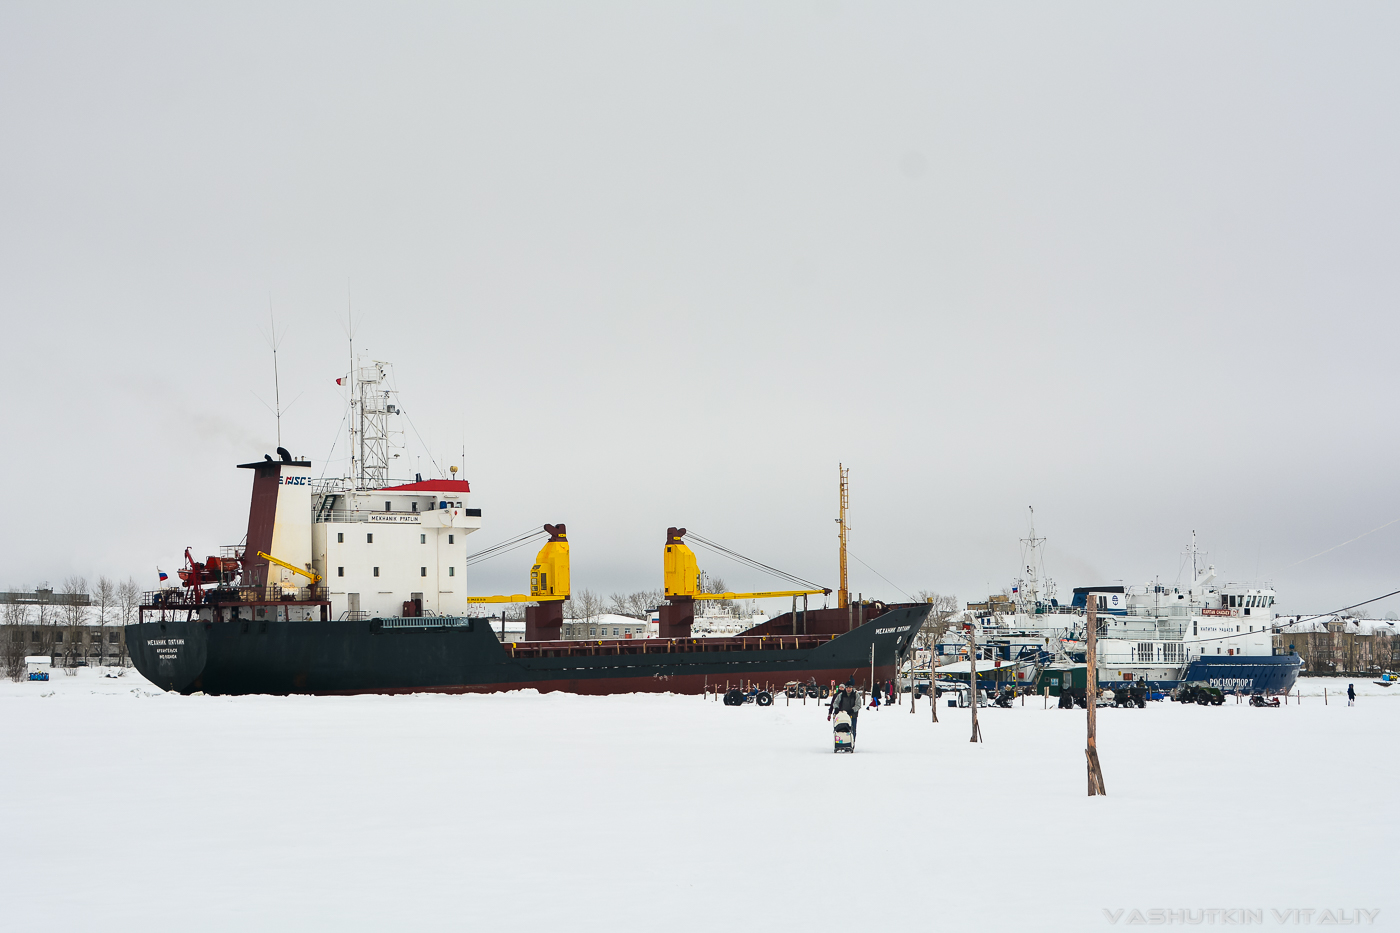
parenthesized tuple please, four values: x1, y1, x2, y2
(357, 361, 391, 489)
(837, 464, 849, 610)
(1017, 506, 1048, 613)
(346, 300, 357, 490)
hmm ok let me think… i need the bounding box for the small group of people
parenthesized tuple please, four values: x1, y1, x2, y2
(864, 679, 899, 709)
(825, 676, 907, 737)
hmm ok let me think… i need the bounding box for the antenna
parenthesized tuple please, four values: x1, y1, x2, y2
(837, 464, 850, 610)
(268, 298, 283, 447)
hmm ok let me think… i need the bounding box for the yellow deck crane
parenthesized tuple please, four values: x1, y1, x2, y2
(256, 551, 323, 586)
(658, 528, 829, 638)
(466, 524, 571, 640)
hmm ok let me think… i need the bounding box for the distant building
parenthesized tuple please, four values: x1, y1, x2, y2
(1, 588, 129, 668)
(4, 622, 129, 667)
(561, 613, 657, 640)
(1273, 616, 1397, 676)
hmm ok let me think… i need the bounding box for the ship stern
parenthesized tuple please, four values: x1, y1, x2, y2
(125, 620, 209, 694)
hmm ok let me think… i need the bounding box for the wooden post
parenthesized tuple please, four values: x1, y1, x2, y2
(967, 624, 982, 743)
(1085, 595, 1107, 796)
(930, 648, 940, 723)
(1324, 688, 1327, 705)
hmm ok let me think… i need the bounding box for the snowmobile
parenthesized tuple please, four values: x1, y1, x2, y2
(1249, 694, 1281, 708)
(833, 710, 855, 753)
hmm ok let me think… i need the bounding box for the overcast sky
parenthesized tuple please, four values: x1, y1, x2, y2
(2, 3, 1398, 615)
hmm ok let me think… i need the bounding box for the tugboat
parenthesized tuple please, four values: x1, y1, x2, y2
(124, 362, 928, 696)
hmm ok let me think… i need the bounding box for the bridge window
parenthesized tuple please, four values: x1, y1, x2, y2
(367, 534, 373, 544)
(337, 567, 344, 577)
(448, 535, 454, 544)
(412, 502, 418, 512)
(373, 567, 379, 577)
(420, 567, 427, 577)
(337, 533, 344, 543)
(449, 567, 455, 577)
(420, 534, 426, 544)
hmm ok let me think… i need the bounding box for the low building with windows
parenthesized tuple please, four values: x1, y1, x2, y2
(561, 613, 657, 640)
(5, 622, 130, 667)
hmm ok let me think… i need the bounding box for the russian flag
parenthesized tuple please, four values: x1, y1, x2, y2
(1011, 586, 1018, 593)
(158, 569, 168, 583)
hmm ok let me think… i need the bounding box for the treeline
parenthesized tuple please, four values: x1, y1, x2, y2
(1, 575, 142, 680)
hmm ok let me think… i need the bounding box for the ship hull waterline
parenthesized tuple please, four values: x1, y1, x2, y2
(124, 606, 928, 697)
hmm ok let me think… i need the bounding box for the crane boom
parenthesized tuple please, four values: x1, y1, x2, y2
(255, 551, 323, 585)
(694, 589, 828, 601)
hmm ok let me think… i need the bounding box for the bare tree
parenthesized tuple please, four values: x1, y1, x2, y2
(607, 591, 663, 620)
(94, 576, 115, 668)
(912, 590, 959, 653)
(2, 599, 30, 681)
(573, 590, 603, 626)
(626, 590, 662, 619)
(117, 577, 140, 665)
(59, 575, 89, 673)
(699, 574, 732, 608)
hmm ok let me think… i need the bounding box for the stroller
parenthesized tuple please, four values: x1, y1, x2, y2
(833, 711, 855, 753)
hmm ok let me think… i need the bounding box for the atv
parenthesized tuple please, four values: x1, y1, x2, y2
(1249, 694, 1281, 708)
(1174, 683, 1225, 706)
(1113, 685, 1147, 709)
(723, 688, 773, 707)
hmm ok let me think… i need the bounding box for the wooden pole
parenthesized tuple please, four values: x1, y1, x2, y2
(931, 653, 939, 722)
(967, 624, 982, 743)
(1085, 595, 1107, 796)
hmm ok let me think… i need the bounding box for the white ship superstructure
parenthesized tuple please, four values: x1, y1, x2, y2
(308, 361, 483, 620)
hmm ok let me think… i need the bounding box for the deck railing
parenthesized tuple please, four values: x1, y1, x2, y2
(499, 633, 839, 659)
(141, 585, 330, 608)
(314, 508, 482, 524)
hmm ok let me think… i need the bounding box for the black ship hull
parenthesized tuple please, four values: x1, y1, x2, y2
(124, 605, 930, 697)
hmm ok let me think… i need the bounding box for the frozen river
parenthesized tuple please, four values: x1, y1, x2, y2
(1, 670, 1394, 931)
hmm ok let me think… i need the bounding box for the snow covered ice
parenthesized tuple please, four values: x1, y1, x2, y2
(1, 671, 1394, 931)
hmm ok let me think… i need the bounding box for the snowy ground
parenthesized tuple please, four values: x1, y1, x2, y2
(1, 670, 1395, 931)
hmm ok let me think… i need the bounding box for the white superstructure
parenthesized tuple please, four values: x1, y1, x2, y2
(308, 359, 483, 620)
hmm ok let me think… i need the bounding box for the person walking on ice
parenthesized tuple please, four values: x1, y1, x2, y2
(829, 680, 861, 737)
(1348, 683, 1356, 706)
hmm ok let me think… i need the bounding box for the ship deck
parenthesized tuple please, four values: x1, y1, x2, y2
(498, 633, 840, 659)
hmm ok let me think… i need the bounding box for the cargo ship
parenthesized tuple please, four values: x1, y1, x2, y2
(125, 362, 928, 696)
